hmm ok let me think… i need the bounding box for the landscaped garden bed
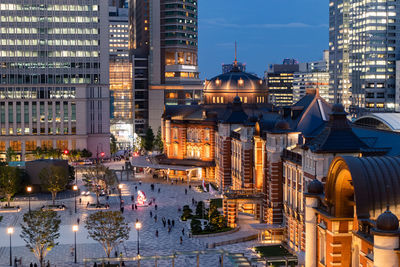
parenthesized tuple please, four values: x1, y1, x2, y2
(253, 245, 298, 267)
(86, 203, 110, 210)
(0, 205, 21, 212)
(41, 204, 67, 211)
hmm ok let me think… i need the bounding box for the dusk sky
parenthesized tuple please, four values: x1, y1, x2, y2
(198, 0, 328, 79)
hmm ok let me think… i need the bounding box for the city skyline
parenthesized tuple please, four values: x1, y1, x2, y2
(198, 0, 327, 78)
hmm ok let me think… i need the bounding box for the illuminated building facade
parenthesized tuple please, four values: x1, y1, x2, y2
(109, 0, 134, 148)
(0, 0, 110, 161)
(266, 60, 299, 106)
(330, 0, 400, 113)
(129, 0, 201, 133)
(294, 51, 330, 103)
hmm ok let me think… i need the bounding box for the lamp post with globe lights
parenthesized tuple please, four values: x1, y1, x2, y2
(135, 221, 142, 256)
(73, 185, 78, 213)
(7, 227, 13, 266)
(72, 225, 78, 263)
(26, 186, 32, 213)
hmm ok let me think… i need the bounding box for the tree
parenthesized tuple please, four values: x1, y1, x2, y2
(39, 166, 69, 205)
(47, 148, 62, 159)
(5, 147, 17, 162)
(190, 218, 202, 234)
(208, 205, 228, 230)
(110, 134, 118, 155)
(143, 127, 155, 151)
(196, 201, 205, 218)
(85, 211, 130, 258)
(83, 164, 116, 205)
(0, 166, 20, 206)
(81, 149, 92, 158)
(20, 210, 61, 267)
(32, 147, 44, 159)
(153, 127, 164, 152)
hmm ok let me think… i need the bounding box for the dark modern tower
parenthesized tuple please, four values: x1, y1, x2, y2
(129, 0, 201, 133)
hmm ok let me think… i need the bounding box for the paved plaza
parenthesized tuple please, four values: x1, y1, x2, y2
(0, 163, 263, 267)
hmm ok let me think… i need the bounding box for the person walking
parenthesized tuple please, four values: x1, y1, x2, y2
(180, 236, 183, 245)
(168, 226, 171, 234)
(154, 215, 157, 222)
(34, 263, 38, 267)
(30, 263, 33, 267)
(155, 204, 158, 210)
(167, 219, 170, 226)
(77, 218, 80, 224)
(150, 211, 153, 217)
(158, 188, 160, 193)
(185, 188, 187, 195)
(172, 220, 175, 227)
(155, 230, 158, 237)
(132, 204, 134, 210)
(182, 228, 185, 236)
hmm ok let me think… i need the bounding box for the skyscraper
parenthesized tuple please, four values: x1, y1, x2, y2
(0, 0, 110, 160)
(329, 0, 399, 113)
(109, 0, 134, 149)
(129, 0, 201, 133)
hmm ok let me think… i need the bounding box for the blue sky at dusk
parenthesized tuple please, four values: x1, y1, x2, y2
(198, 0, 328, 79)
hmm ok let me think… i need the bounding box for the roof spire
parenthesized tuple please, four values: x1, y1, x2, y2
(234, 41, 238, 67)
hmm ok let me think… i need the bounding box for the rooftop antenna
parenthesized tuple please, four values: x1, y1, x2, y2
(234, 41, 238, 66)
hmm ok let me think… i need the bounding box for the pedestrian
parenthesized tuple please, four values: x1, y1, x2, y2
(180, 236, 183, 245)
(189, 185, 191, 189)
(135, 204, 137, 209)
(168, 226, 171, 233)
(87, 202, 89, 208)
(34, 263, 38, 267)
(192, 198, 194, 205)
(154, 215, 157, 222)
(135, 186, 137, 191)
(172, 220, 175, 227)
(120, 206, 124, 213)
(168, 219, 170, 225)
(70, 246, 74, 256)
(182, 228, 185, 235)
(131, 195, 134, 202)
(14, 256, 17, 267)
(106, 195, 109, 201)
(150, 211, 153, 217)
(185, 188, 187, 195)
(158, 188, 160, 193)
(121, 261, 125, 266)
(30, 263, 33, 267)
(46, 260, 50, 267)
(132, 204, 134, 210)
(93, 262, 97, 267)
(155, 204, 158, 210)
(155, 230, 158, 237)
(115, 251, 118, 258)
(163, 221, 166, 227)
(77, 218, 80, 225)
(79, 198, 82, 204)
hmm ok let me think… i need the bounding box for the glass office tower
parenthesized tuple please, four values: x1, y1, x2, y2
(0, 0, 110, 160)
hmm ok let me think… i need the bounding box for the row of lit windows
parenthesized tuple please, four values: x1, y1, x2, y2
(0, 28, 98, 35)
(0, 16, 98, 23)
(0, 4, 98, 12)
(2, 62, 100, 69)
(0, 87, 75, 99)
(0, 51, 99, 57)
(1, 39, 98, 46)
(0, 140, 72, 153)
(0, 74, 100, 85)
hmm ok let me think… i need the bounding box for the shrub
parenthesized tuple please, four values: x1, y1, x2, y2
(190, 219, 202, 234)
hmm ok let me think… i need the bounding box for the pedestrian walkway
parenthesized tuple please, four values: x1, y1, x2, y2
(0, 176, 258, 267)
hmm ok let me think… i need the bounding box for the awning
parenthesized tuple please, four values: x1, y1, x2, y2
(130, 156, 199, 172)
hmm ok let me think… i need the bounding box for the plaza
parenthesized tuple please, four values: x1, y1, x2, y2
(0, 162, 262, 267)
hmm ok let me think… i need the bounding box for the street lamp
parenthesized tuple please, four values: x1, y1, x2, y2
(72, 225, 78, 263)
(26, 186, 32, 213)
(7, 227, 13, 266)
(73, 185, 78, 213)
(135, 221, 142, 256)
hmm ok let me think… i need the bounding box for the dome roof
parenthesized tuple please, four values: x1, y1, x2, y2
(376, 209, 399, 232)
(205, 69, 264, 92)
(308, 179, 324, 195)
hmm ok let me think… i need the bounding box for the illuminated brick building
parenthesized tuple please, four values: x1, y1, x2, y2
(305, 156, 400, 267)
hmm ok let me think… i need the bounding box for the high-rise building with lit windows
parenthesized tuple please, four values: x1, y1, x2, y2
(329, 0, 399, 113)
(109, 0, 134, 149)
(129, 0, 202, 133)
(0, 0, 110, 161)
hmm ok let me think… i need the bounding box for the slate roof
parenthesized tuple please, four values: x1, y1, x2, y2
(303, 104, 369, 153)
(326, 156, 400, 220)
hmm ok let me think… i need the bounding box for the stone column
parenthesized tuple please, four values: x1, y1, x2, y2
(305, 195, 319, 267)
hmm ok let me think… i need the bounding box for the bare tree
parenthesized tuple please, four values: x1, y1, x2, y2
(83, 164, 116, 205)
(0, 166, 21, 206)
